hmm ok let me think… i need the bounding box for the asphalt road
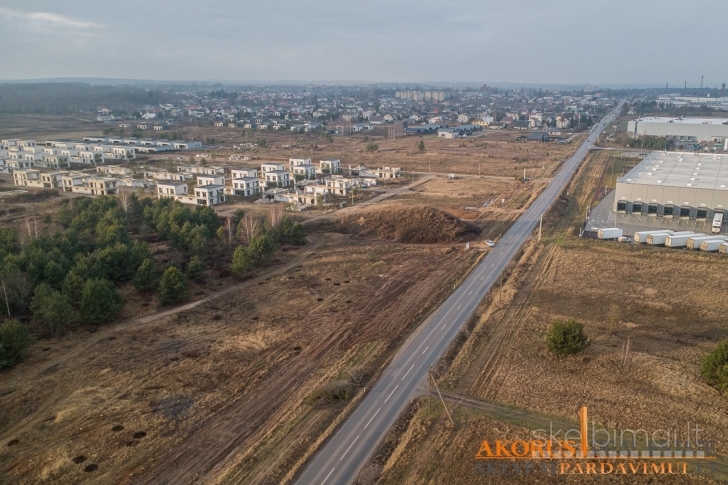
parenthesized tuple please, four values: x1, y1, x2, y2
(294, 102, 624, 485)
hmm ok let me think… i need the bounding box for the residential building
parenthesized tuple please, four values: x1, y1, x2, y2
(292, 164, 316, 180)
(197, 175, 225, 186)
(289, 157, 312, 170)
(230, 177, 260, 196)
(263, 170, 291, 188)
(157, 182, 189, 199)
(319, 158, 341, 174)
(194, 185, 226, 206)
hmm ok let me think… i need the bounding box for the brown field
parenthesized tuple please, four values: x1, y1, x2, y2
(180, 127, 581, 179)
(373, 150, 728, 484)
(0, 114, 101, 141)
(0, 191, 487, 485)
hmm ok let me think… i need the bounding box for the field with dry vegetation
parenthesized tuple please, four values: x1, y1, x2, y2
(371, 149, 728, 484)
(0, 186, 486, 484)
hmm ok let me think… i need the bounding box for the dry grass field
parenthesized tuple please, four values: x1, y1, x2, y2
(0, 196, 485, 484)
(182, 127, 579, 179)
(373, 149, 728, 484)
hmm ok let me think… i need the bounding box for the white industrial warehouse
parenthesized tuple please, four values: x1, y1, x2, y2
(627, 117, 728, 145)
(614, 151, 728, 220)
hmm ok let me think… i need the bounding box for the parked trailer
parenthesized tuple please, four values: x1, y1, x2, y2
(598, 228, 623, 240)
(634, 230, 673, 244)
(664, 232, 706, 248)
(720, 242, 728, 254)
(646, 232, 677, 245)
(700, 238, 728, 252)
(688, 235, 725, 250)
(713, 212, 724, 234)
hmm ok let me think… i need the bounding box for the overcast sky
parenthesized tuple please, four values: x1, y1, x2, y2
(1, 0, 726, 87)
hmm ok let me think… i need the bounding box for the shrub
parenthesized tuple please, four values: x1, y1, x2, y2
(157, 267, 189, 305)
(546, 319, 589, 356)
(31, 283, 75, 334)
(0, 320, 33, 370)
(701, 340, 728, 393)
(80, 279, 124, 325)
(186, 256, 207, 281)
(365, 142, 379, 152)
(133, 258, 160, 292)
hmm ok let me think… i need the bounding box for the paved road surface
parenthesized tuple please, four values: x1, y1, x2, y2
(294, 102, 624, 485)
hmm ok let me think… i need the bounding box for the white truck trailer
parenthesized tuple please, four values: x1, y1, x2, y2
(634, 230, 672, 244)
(688, 235, 724, 249)
(664, 232, 705, 248)
(712, 212, 724, 234)
(647, 231, 689, 245)
(700, 237, 728, 252)
(597, 228, 623, 240)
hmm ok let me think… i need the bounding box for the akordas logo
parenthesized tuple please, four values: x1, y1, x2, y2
(475, 407, 719, 476)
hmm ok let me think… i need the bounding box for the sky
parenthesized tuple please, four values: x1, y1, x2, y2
(1, 0, 726, 87)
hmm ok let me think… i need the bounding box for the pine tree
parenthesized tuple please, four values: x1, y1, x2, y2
(157, 267, 190, 305)
(133, 258, 161, 292)
(80, 279, 124, 325)
(186, 256, 207, 281)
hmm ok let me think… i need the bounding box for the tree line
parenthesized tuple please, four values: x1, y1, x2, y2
(0, 195, 307, 370)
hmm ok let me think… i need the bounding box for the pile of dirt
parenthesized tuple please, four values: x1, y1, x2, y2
(340, 206, 480, 244)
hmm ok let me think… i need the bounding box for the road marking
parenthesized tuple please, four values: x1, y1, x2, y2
(364, 408, 380, 429)
(457, 304, 462, 310)
(480, 275, 484, 280)
(469, 290, 472, 295)
(402, 364, 414, 380)
(441, 323, 446, 329)
(340, 435, 360, 460)
(422, 346, 429, 354)
(384, 385, 399, 403)
(321, 467, 335, 484)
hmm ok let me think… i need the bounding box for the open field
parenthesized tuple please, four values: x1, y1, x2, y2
(1, 114, 580, 179)
(374, 145, 728, 484)
(0, 211, 483, 484)
(0, 114, 101, 142)
(182, 127, 580, 178)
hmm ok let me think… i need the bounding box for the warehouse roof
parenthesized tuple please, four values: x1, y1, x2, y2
(619, 151, 728, 191)
(635, 116, 728, 125)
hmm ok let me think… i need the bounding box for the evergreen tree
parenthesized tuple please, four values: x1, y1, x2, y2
(80, 279, 124, 325)
(186, 256, 207, 281)
(157, 267, 190, 305)
(0, 320, 33, 370)
(133, 258, 161, 292)
(701, 340, 728, 392)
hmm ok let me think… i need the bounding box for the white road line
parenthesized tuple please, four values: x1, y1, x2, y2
(441, 323, 446, 329)
(364, 408, 380, 429)
(469, 290, 472, 295)
(402, 364, 415, 380)
(480, 275, 484, 280)
(457, 304, 462, 310)
(340, 435, 360, 461)
(422, 346, 429, 354)
(321, 467, 335, 485)
(384, 385, 399, 403)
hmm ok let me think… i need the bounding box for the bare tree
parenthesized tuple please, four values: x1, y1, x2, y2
(224, 217, 234, 248)
(238, 213, 260, 244)
(268, 205, 283, 227)
(24, 217, 38, 240)
(118, 190, 130, 219)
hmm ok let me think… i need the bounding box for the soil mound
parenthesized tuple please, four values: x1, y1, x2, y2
(341, 206, 480, 244)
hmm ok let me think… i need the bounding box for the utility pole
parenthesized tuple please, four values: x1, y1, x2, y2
(1, 279, 9, 317)
(429, 369, 454, 425)
(499, 270, 503, 304)
(427, 364, 431, 419)
(538, 214, 542, 243)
